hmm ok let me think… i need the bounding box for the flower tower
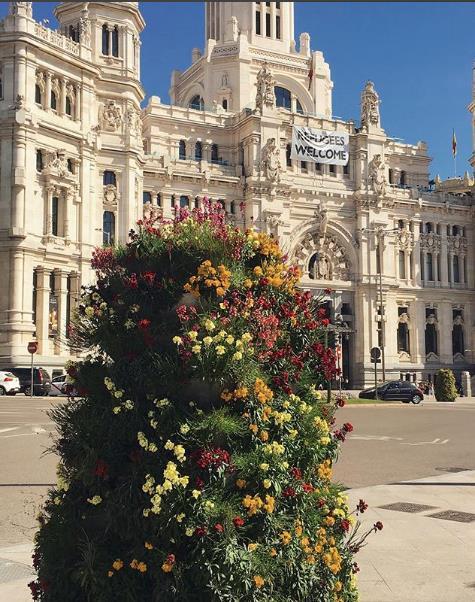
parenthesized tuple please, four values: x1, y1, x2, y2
(30, 201, 377, 601)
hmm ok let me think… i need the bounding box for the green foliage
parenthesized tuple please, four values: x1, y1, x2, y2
(31, 205, 365, 601)
(434, 368, 458, 402)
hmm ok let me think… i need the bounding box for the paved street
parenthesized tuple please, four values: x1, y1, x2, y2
(1, 395, 475, 601)
(334, 401, 475, 488)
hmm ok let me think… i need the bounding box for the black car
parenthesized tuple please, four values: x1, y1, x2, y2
(2, 367, 52, 396)
(359, 380, 424, 404)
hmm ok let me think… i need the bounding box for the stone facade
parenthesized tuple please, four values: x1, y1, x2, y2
(0, 1, 473, 386)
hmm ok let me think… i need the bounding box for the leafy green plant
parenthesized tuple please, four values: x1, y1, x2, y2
(434, 368, 458, 402)
(30, 201, 379, 601)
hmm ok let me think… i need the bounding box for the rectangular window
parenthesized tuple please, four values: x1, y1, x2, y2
(437, 254, 441, 281)
(420, 250, 425, 281)
(301, 160, 307, 172)
(410, 251, 414, 279)
(315, 163, 321, 172)
(343, 162, 349, 175)
(143, 191, 152, 204)
(265, 12, 271, 37)
(329, 164, 336, 175)
(52, 196, 59, 236)
(276, 15, 281, 39)
(426, 253, 433, 281)
(255, 11, 261, 35)
(399, 250, 406, 279)
(453, 255, 460, 283)
(376, 244, 381, 274)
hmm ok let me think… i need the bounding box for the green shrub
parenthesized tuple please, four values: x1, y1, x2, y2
(434, 369, 458, 402)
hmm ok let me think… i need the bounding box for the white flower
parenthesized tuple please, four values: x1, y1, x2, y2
(85, 306, 94, 317)
(87, 495, 102, 505)
(180, 424, 190, 435)
(112, 406, 121, 414)
(124, 400, 134, 410)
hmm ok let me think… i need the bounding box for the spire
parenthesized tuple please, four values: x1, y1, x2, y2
(360, 81, 381, 131)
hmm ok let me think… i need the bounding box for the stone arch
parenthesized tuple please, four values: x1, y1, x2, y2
(289, 220, 356, 282)
(272, 73, 314, 114)
(182, 83, 205, 110)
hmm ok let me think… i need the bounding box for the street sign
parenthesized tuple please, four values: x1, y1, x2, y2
(370, 346, 381, 361)
(27, 341, 38, 354)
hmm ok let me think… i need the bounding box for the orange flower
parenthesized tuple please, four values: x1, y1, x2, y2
(253, 575, 265, 588)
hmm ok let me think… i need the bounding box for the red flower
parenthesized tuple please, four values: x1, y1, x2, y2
(214, 523, 224, 533)
(374, 521, 384, 531)
(166, 553, 176, 565)
(192, 448, 231, 470)
(141, 271, 156, 286)
(336, 397, 346, 408)
(342, 422, 354, 433)
(125, 274, 138, 289)
(194, 526, 207, 537)
(233, 516, 244, 528)
(282, 486, 296, 498)
(340, 519, 351, 532)
(94, 459, 109, 479)
(138, 319, 151, 330)
(357, 499, 368, 514)
(290, 467, 302, 480)
(195, 476, 205, 490)
(302, 483, 314, 493)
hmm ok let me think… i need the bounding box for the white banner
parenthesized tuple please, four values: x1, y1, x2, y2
(291, 126, 349, 165)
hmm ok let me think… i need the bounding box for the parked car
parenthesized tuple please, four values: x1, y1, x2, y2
(359, 380, 424, 404)
(1, 367, 52, 396)
(50, 374, 78, 398)
(0, 371, 21, 395)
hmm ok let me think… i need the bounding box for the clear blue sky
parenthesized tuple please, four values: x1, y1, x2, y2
(4, 2, 473, 179)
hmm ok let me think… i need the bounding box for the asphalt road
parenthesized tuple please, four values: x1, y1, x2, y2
(1, 395, 475, 546)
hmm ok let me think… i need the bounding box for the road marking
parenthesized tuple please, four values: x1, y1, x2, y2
(401, 438, 450, 446)
(0, 427, 20, 434)
(32, 426, 47, 434)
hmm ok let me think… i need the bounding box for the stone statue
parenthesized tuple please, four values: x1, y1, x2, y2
(100, 100, 122, 132)
(398, 312, 410, 325)
(369, 154, 386, 198)
(9, 94, 25, 111)
(318, 255, 330, 278)
(426, 313, 437, 326)
(255, 63, 275, 112)
(453, 314, 464, 326)
(314, 206, 328, 238)
(261, 137, 281, 184)
(360, 81, 380, 130)
(9, 2, 32, 18)
(45, 149, 69, 177)
(79, 6, 91, 46)
(220, 71, 229, 89)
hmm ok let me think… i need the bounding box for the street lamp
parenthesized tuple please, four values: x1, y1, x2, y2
(361, 226, 399, 382)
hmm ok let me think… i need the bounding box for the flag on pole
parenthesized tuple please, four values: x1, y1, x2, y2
(452, 129, 457, 157)
(308, 58, 313, 91)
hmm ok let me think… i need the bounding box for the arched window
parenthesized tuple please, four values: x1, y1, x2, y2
(143, 191, 152, 204)
(67, 158, 74, 173)
(296, 99, 304, 114)
(112, 26, 119, 57)
(103, 170, 117, 186)
(36, 149, 43, 172)
(50, 91, 57, 111)
(102, 24, 109, 55)
(65, 96, 72, 116)
(179, 195, 189, 208)
(452, 312, 464, 356)
(194, 141, 203, 160)
(189, 95, 204, 111)
(211, 144, 219, 163)
(275, 86, 291, 110)
(425, 310, 438, 355)
(286, 144, 292, 167)
(35, 84, 42, 105)
(179, 140, 186, 160)
(103, 211, 115, 245)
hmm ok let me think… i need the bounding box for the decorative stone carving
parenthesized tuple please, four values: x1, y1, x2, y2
(125, 107, 141, 136)
(36, 71, 45, 93)
(51, 77, 61, 98)
(103, 185, 118, 205)
(396, 228, 414, 250)
(313, 206, 328, 238)
(255, 63, 275, 112)
(453, 314, 464, 326)
(398, 312, 410, 325)
(100, 100, 122, 132)
(447, 235, 467, 253)
(360, 81, 380, 130)
(293, 232, 351, 281)
(261, 137, 281, 184)
(420, 232, 441, 252)
(426, 313, 438, 326)
(9, 94, 25, 110)
(79, 6, 91, 46)
(264, 211, 283, 237)
(368, 154, 386, 199)
(220, 71, 229, 89)
(9, 1, 32, 18)
(45, 149, 69, 177)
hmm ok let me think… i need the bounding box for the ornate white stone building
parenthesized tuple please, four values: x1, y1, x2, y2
(0, 1, 473, 387)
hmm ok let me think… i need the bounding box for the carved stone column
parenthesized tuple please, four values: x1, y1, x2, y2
(36, 267, 51, 355)
(460, 254, 465, 285)
(45, 72, 51, 110)
(64, 189, 73, 241)
(60, 79, 66, 115)
(45, 186, 53, 235)
(433, 252, 439, 283)
(56, 270, 69, 353)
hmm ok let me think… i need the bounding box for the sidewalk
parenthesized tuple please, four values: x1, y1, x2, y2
(1, 472, 474, 601)
(348, 470, 475, 602)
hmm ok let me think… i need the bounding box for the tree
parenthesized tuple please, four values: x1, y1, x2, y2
(30, 201, 377, 601)
(434, 368, 458, 402)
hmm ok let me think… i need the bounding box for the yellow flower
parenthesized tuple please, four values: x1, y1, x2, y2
(172, 336, 183, 345)
(144, 542, 153, 550)
(270, 547, 277, 557)
(87, 495, 102, 505)
(232, 351, 243, 361)
(249, 423, 258, 435)
(225, 335, 235, 344)
(260, 463, 269, 471)
(185, 528, 194, 536)
(334, 581, 343, 592)
(280, 531, 292, 545)
(244, 279, 253, 288)
(112, 559, 124, 571)
(259, 430, 269, 442)
(203, 336, 213, 346)
(253, 575, 265, 588)
(137, 562, 147, 573)
(180, 424, 190, 434)
(192, 489, 201, 499)
(236, 479, 247, 489)
(263, 479, 271, 489)
(325, 516, 335, 526)
(253, 266, 263, 276)
(248, 543, 259, 552)
(215, 345, 226, 356)
(192, 345, 202, 354)
(204, 319, 216, 332)
(107, 570, 114, 577)
(188, 331, 198, 341)
(176, 513, 186, 523)
(161, 561, 173, 573)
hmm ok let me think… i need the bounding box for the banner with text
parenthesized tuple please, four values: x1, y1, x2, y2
(291, 127, 349, 165)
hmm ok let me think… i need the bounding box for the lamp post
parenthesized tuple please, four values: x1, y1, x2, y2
(362, 226, 399, 383)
